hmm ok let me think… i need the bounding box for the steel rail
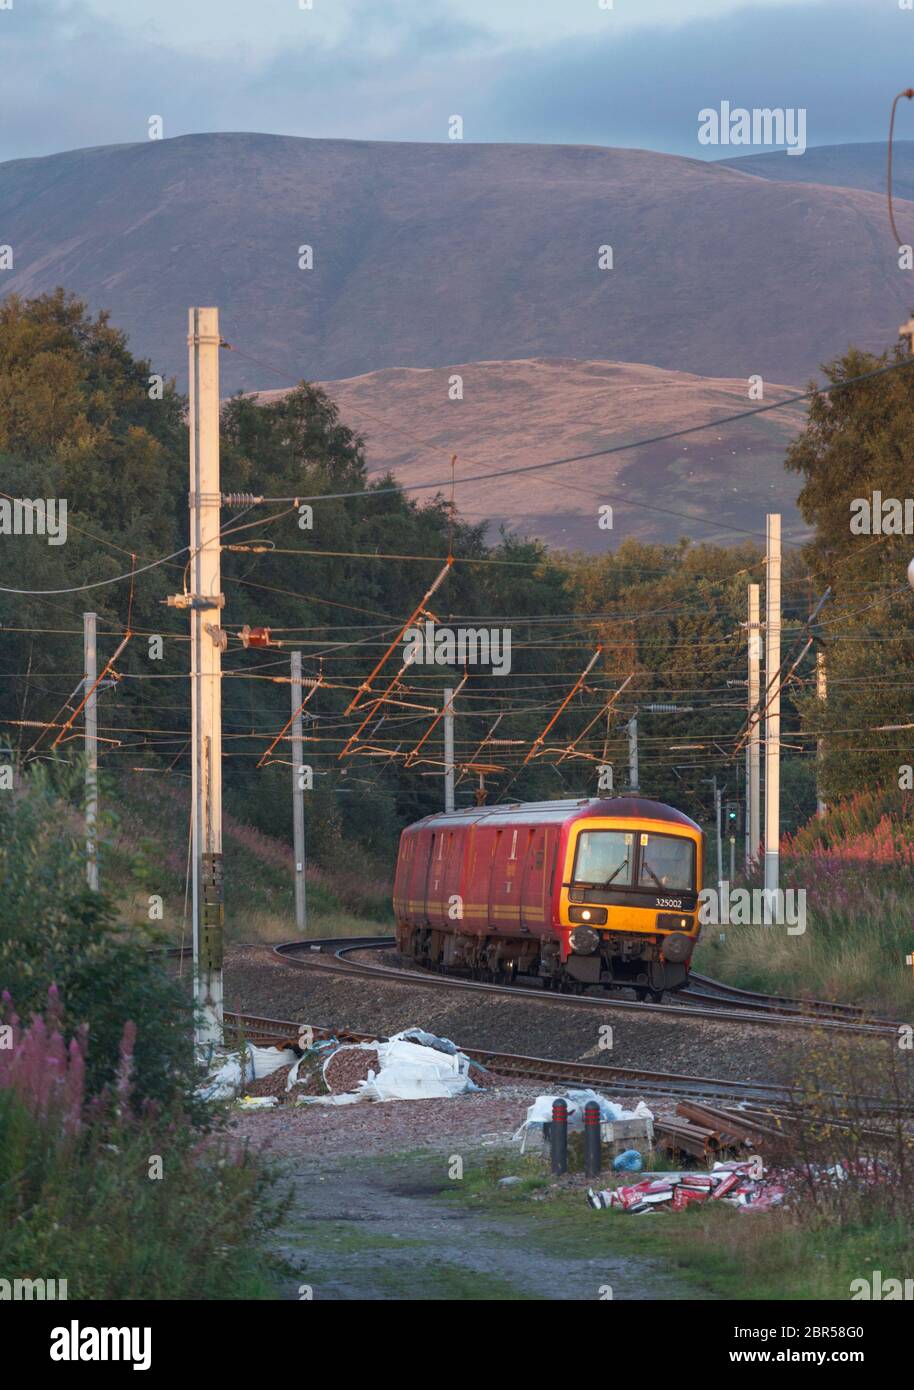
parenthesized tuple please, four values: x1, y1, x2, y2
(222, 1010, 910, 1115)
(686, 972, 882, 1020)
(676, 985, 899, 1027)
(270, 937, 905, 1038)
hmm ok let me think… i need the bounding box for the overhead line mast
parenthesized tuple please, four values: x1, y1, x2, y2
(185, 308, 225, 1051)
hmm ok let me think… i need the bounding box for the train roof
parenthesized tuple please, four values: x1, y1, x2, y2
(407, 797, 702, 833)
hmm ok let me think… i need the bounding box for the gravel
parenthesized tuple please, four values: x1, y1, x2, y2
(232, 1079, 541, 1157)
(222, 942, 801, 1087)
(324, 1046, 381, 1095)
(243, 1063, 297, 1100)
(231, 1077, 681, 1159)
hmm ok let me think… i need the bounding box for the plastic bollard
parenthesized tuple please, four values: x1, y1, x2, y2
(584, 1100, 602, 1178)
(550, 1099, 568, 1175)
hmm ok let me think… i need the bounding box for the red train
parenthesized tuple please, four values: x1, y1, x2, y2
(393, 797, 704, 998)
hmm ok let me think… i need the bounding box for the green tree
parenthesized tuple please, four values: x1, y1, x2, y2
(785, 343, 914, 799)
(0, 765, 200, 1111)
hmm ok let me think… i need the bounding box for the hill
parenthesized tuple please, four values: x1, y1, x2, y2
(279, 357, 808, 549)
(1, 132, 910, 390)
(718, 140, 914, 203)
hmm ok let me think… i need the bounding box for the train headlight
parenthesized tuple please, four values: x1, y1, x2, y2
(569, 925, 600, 954)
(569, 905, 608, 926)
(660, 931, 694, 964)
(657, 913, 694, 933)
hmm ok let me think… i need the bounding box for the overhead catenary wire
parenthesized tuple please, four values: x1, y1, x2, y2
(10, 316, 914, 806)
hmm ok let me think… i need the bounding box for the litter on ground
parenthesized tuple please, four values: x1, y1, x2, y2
(198, 1043, 298, 1101)
(200, 1027, 489, 1106)
(587, 1159, 786, 1214)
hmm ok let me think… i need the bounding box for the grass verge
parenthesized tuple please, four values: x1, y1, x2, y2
(450, 1152, 914, 1301)
(99, 773, 393, 943)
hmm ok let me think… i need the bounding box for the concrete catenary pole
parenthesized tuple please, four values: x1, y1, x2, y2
(189, 307, 224, 1050)
(747, 583, 761, 871)
(714, 778, 723, 896)
(764, 514, 781, 895)
(443, 686, 456, 813)
(816, 649, 827, 818)
(84, 611, 99, 891)
(628, 714, 639, 792)
(291, 650, 307, 932)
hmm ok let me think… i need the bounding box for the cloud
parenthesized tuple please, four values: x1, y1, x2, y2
(478, 0, 912, 154)
(0, 0, 907, 164)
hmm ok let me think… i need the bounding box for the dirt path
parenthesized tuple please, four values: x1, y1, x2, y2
(269, 1149, 699, 1301)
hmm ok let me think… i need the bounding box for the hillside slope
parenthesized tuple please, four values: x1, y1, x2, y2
(1, 132, 909, 389)
(719, 140, 914, 202)
(291, 357, 807, 549)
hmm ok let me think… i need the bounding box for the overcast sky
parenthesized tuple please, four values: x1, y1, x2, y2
(0, 0, 908, 163)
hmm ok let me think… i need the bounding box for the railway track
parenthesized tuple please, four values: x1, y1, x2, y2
(270, 935, 905, 1038)
(685, 972, 886, 1021)
(221, 1009, 908, 1115)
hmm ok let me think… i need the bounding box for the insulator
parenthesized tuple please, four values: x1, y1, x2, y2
(222, 493, 263, 507)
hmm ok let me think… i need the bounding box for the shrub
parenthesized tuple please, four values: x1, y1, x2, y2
(783, 784, 914, 862)
(0, 765, 200, 1111)
(768, 1031, 914, 1230)
(0, 997, 279, 1299)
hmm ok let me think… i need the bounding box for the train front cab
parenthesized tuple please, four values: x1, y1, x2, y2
(556, 810, 703, 998)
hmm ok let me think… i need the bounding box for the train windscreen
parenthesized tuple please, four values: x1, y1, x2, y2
(572, 830, 634, 887)
(636, 833, 695, 892)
